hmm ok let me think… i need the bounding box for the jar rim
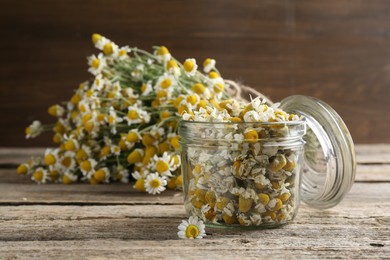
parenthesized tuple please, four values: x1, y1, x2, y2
(179, 119, 306, 126)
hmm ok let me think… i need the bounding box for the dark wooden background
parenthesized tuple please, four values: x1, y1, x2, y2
(1, 0, 389, 146)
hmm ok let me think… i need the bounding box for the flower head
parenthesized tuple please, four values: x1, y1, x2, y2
(144, 173, 167, 195)
(87, 53, 106, 76)
(177, 216, 206, 239)
(25, 120, 43, 139)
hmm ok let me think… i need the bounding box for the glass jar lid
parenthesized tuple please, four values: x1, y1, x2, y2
(279, 95, 356, 209)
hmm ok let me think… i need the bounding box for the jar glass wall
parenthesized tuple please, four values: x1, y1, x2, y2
(179, 121, 306, 229)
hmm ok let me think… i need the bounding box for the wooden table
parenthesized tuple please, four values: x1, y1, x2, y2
(0, 145, 389, 259)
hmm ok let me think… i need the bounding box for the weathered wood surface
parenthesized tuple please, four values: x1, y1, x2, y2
(0, 145, 389, 259)
(2, 0, 390, 146)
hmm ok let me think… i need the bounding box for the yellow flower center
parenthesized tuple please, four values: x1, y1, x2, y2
(214, 83, 224, 93)
(33, 170, 44, 182)
(119, 49, 127, 56)
(65, 140, 76, 151)
(160, 79, 172, 89)
(203, 58, 212, 68)
(71, 94, 81, 105)
(142, 134, 155, 146)
(186, 95, 198, 105)
(157, 90, 167, 99)
(167, 60, 178, 69)
(134, 178, 146, 191)
(151, 99, 160, 108)
(157, 46, 169, 55)
(208, 71, 219, 79)
(244, 129, 258, 143)
(49, 170, 60, 181)
(44, 154, 56, 165)
(63, 175, 73, 184)
(149, 178, 162, 189)
(186, 225, 199, 238)
(103, 43, 113, 55)
(170, 137, 180, 149)
(183, 60, 195, 72)
(94, 169, 107, 182)
(48, 105, 58, 117)
(191, 83, 205, 94)
(258, 193, 270, 205)
(141, 83, 148, 93)
(97, 113, 106, 122)
(100, 146, 111, 157)
(80, 160, 92, 172)
(16, 164, 28, 175)
(174, 96, 184, 108)
(91, 58, 100, 69)
(92, 33, 102, 44)
(108, 115, 115, 124)
(156, 160, 169, 173)
(127, 131, 139, 143)
(145, 146, 157, 157)
(160, 110, 171, 119)
(158, 142, 170, 154)
(127, 150, 143, 164)
(25, 127, 32, 135)
(61, 156, 72, 168)
(176, 175, 183, 187)
(84, 121, 95, 132)
(53, 133, 62, 144)
(197, 100, 207, 109)
(128, 110, 139, 120)
(76, 149, 88, 162)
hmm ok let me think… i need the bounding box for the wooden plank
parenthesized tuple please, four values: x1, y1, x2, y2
(0, 182, 183, 205)
(355, 164, 390, 182)
(0, 239, 388, 260)
(355, 144, 390, 164)
(0, 183, 388, 258)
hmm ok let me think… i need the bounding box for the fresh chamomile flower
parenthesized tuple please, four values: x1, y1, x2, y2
(140, 81, 153, 96)
(155, 46, 171, 63)
(58, 151, 76, 172)
(124, 105, 151, 125)
(115, 165, 129, 183)
(44, 148, 59, 166)
(144, 173, 167, 195)
(31, 167, 49, 184)
(101, 40, 119, 57)
(63, 171, 78, 184)
(48, 104, 65, 117)
(154, 74, 176, 99)
(203, 58, 216, 73)
(91, 74, 105, 91)
(150, 152, 175, 177)
(87, 53, 107, 76)
(166, 59, 181, 77)
(177, 216, 206, 239)
(92, 167, 110, 183)
(80, 158, 98, 179)
(92, 34, 109, 50)
(118, 46, 131, 60)
(106, 107, 123, 134)
(25, 120, 43, 139)
(183, 58, 198, 76)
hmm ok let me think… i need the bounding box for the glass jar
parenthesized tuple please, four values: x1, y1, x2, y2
(179, 95, 356, 229)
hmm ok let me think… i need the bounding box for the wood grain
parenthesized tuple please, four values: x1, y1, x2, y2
(0, 0, 390, 146)
(0, 146, 389, 258)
